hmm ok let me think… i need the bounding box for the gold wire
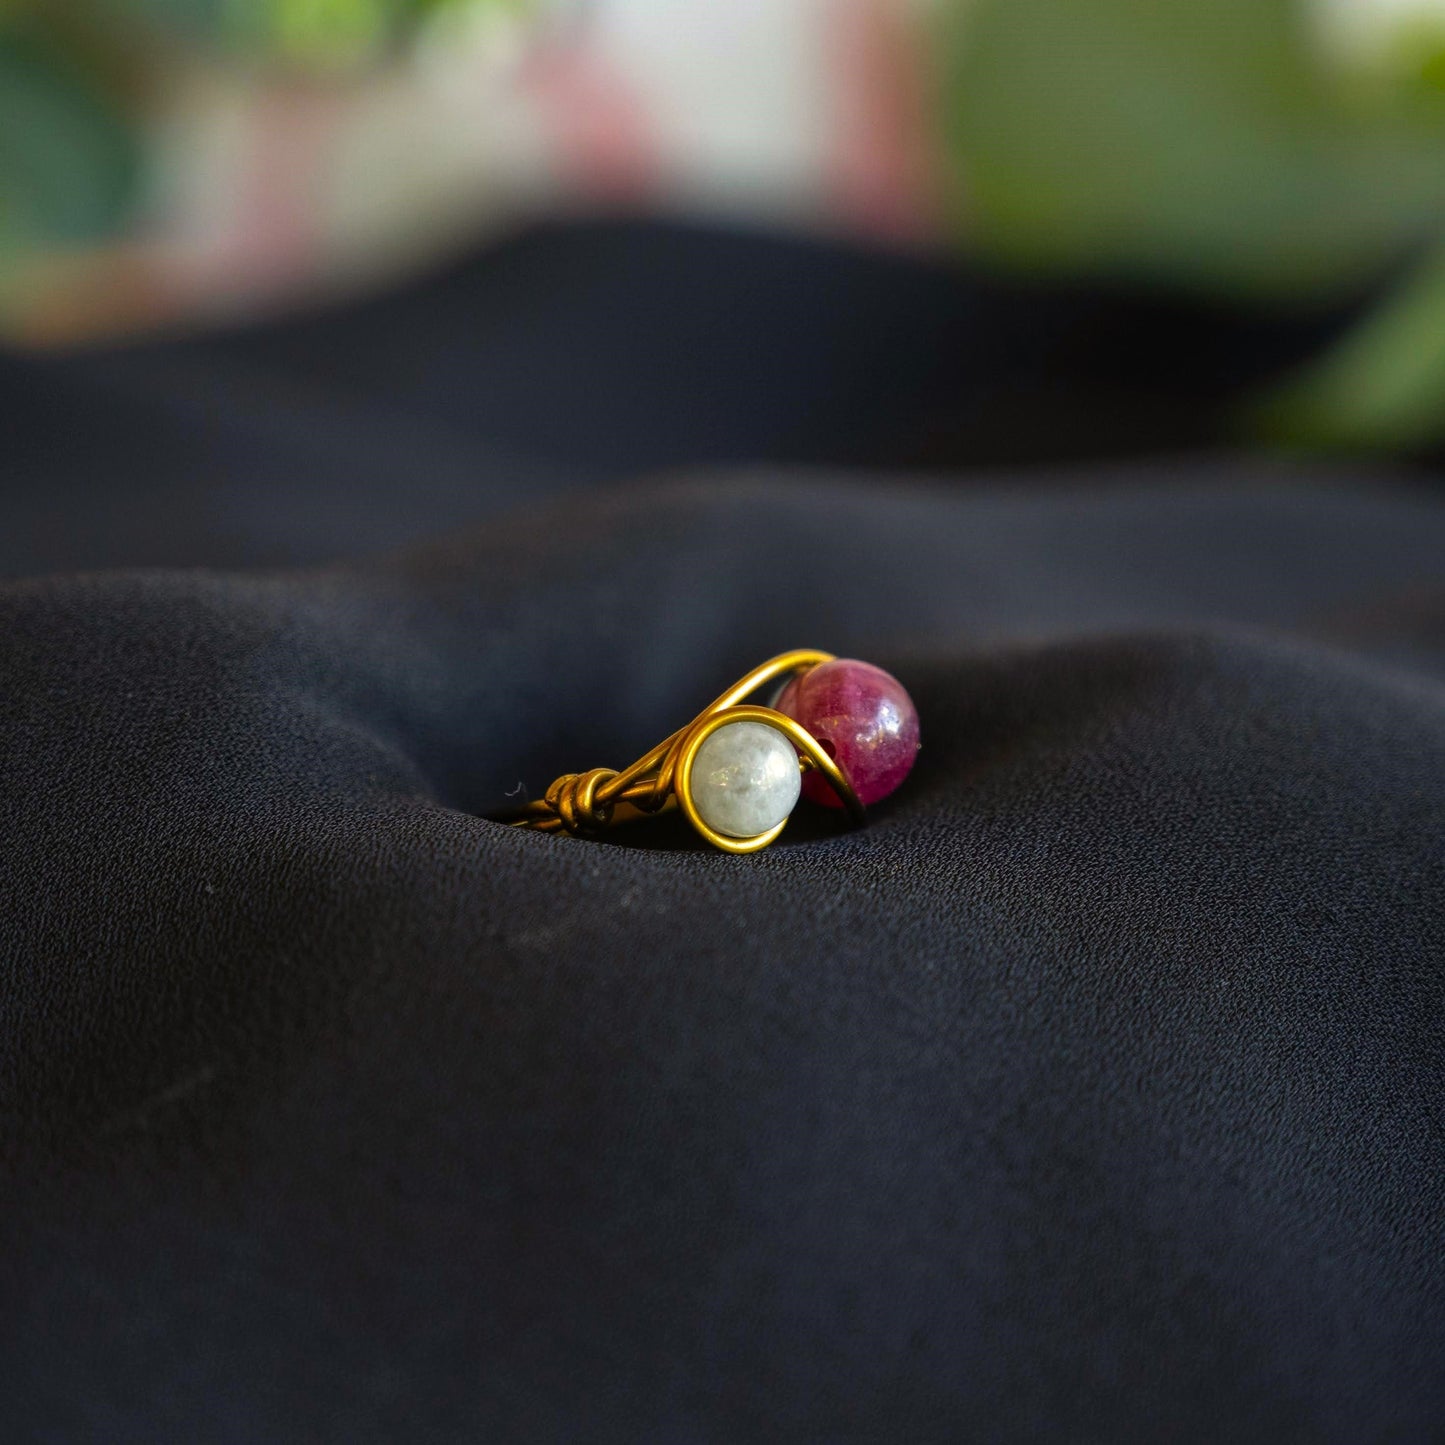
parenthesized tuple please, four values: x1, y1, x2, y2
(507, 650, 864, 850)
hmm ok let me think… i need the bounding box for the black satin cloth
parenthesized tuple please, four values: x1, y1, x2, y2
(1, 222, 1441, 1442)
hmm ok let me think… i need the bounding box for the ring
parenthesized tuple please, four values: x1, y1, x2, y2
(506, 650, 920, 853)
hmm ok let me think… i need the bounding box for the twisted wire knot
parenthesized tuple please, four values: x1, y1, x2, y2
(543, 767, 620, 834)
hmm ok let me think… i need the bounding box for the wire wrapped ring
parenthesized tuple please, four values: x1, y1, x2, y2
(507, 650, 867, 854)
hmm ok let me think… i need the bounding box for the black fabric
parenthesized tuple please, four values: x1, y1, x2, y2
(0, 218, 1345, 578)
(1, 222, 1443, 1443)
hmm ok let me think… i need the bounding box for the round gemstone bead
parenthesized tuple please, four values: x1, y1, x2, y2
(775, 659, 920, 808)
(688, 720, 802, 839)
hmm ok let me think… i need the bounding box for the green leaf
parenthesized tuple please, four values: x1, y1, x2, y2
(1260, 241, 1445, 450)
(937, 0, 1445, 300)
(94, 0, 488, 62)
(0, 29, 139, 254)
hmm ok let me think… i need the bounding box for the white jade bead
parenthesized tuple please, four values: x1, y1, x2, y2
(688, 720, 801, 839)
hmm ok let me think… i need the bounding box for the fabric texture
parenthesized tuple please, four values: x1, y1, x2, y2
(1, 221, 1441, 1442)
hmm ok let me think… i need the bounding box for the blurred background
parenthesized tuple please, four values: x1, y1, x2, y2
(6, 0, 1445, 574)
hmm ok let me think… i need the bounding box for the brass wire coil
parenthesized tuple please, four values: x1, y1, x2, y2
(508, 649, 864, 853)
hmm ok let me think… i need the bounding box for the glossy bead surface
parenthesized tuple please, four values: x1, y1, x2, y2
(688, 720, 802, 838)
(776, 659, 919, 808)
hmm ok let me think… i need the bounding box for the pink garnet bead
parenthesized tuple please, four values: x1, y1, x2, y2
(775, 658, 920, 809)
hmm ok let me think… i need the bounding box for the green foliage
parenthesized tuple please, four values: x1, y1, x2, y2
(0, 0, 500, 265)
(937, 0, 1445, 448)
(937, 0, 1445, 299)
(0, 27, 138, 255)
(92, 0, 234, 39)
(1261, 241, 1445, 449)
(94, 0, 468, 63)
